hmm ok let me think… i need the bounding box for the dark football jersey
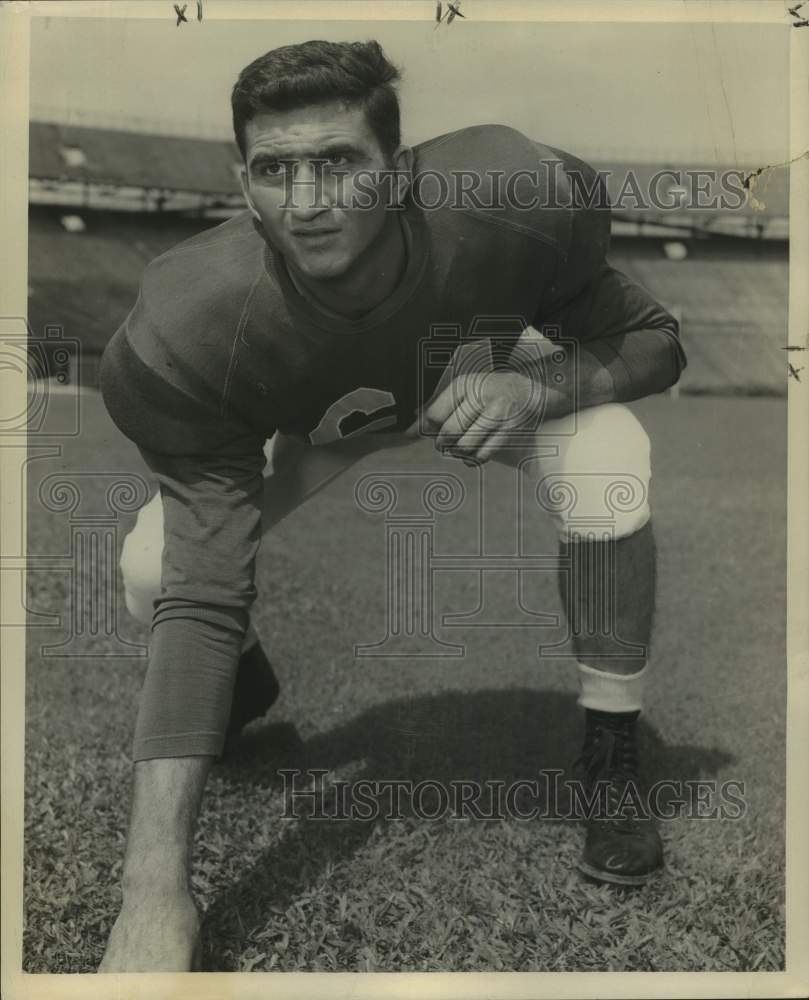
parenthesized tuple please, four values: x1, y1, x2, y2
(100, 124, 685, 761)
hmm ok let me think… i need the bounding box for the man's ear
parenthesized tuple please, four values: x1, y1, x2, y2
(239, 166, 261, 221)
(391, 145, 414, 207)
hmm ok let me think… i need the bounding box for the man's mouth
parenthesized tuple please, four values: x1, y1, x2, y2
(292, 228, 340, 242)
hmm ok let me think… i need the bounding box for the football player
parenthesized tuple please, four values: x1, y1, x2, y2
(98, 40, 686, 971)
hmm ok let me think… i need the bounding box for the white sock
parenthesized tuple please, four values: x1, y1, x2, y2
(576, 661, 647, 713)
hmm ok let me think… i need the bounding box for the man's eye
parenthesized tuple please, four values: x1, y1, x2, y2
(260, 162, 284, 177)
(326, 154, 349, 167)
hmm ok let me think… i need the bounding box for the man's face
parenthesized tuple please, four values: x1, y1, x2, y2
(241, 101, 408, 281)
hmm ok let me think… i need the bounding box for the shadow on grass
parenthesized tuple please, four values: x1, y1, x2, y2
(202, 688, 733, 969)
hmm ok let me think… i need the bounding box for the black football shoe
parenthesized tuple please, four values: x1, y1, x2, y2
(572, 708, 663, 886)
(225, 641, 281, 740)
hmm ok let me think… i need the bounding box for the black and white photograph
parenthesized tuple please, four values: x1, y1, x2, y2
(1, 1, 807, 996)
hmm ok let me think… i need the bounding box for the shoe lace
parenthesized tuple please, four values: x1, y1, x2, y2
(573, 720, 643, 829)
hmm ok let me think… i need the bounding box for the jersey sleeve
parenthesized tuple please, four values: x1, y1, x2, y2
(533, 148, 687, 396)
(568, 264, 687, 397)
(538, 262, 687, 399)
(131, 443, 265, 760)
(100, 311, 270, 760)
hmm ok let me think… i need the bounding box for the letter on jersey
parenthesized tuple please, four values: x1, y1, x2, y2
(308, 387, 398, 445)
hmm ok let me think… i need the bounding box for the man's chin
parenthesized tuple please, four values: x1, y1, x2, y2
(292, 254, 351, 282)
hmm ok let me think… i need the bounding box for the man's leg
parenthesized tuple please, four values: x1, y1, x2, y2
(104, 431, 415, 971)
(559, 518, 655, 675)
(495, 403, 662, 884)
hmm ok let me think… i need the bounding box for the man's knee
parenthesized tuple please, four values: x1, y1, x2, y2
(533, 404, 652, 540)
(120, 492, 164, 624)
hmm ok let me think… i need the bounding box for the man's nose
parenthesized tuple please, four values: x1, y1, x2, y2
(287, 161, 333, 218)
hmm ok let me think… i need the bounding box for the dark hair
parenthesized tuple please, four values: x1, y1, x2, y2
(231, 40, 402, 162)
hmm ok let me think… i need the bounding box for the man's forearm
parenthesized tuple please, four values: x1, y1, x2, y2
(122, 757, 213, 895)
(100, 756, 210, 971)
(564, 341, 618, 411)
(580, 327, 685, 402)
(133, 616, 244, 761)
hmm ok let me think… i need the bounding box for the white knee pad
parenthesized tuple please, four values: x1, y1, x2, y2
(534, 404, 651, 541)
(119, 491, 165, 624)
(265, 430, 309, 474)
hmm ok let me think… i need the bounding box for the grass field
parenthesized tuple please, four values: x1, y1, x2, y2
(22, 390, 787, 973)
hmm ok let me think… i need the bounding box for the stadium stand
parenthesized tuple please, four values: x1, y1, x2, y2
(30, 121, 242, 201)
(27, 122, 788, 395)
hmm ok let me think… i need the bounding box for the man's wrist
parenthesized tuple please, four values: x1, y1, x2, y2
(569, 345, 619, 409)
(526, 345, 616, 423)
